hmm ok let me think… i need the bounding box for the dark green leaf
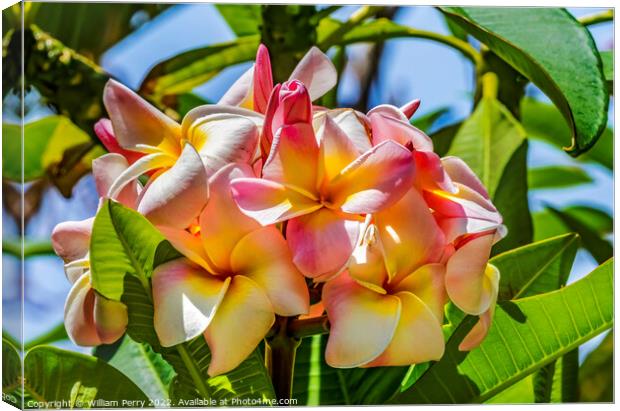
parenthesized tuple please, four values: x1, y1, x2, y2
(410, 107, 449, 133)
(521, 98, 613, 170)
(579, 330, 613, 402)
(176, 93, 211, 118)
(215, 5, 262, 36)
(441, 7, 609, 155)
(2, 337, 21, 408)
(140, 36, 259, 100)
(528, 166, 592, 190)
(599, 51, 613, 93)
(22, 346, 149, 407)
(533, 205, 613, 242)
(430, 122, 461, 157)
(389, 258, 613, 404)
(547, 207, 613, 264)
(491, 141, 533, 254)
(2, 116, 91, 182)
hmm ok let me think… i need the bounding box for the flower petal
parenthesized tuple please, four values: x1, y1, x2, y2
(182, 104, 264, 131)
(414, 150, 456, 194)
(316, 115, 359, 189)
(424, 183, 502, 224)
(94, 118, 145, 164)
(437, 216, 505, 244)
(262, 123, 319, 194)
(64, 273, 100, 346)
(348, 224, 388, 293)
(185, 113, 259, 176)
(287, 208, 360, 279)
(138, 143, 209, 229)
(107, 152, 174, 200)
(289, 46, 337, 101)
(200, 163, 260, 273)
(153, 258, 230, 347)
(400, 99, 421, 119)
(157, 226, 215, 273)
(51, 218, 94, 263)
(394, 263, 447, 323)
(253, 44, 273, 113)
(93, 294, 128, 345)
(363, 291, 444, 367)
(103, 79, 181, 155)
(313, 108, 372, 154)
(231, 178, 321, 226)
(93, 153, 139, 208)
(369, 111, 433, 151)
(231, 227, 309, 316)
(445, 233, 496, 315)
(375, 189, 445, 282)
(218, 65, 254, 109)
(459, 265, 499, 351)
(205, 275, 275, 376)
(323, 272, 401, 368)
(442, 156, 489, 199)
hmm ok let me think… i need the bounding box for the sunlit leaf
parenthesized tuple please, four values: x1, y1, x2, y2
(599, 50, 613, 93)
(528, 166, 592, 190)
(533, 205, 612, 242)
(24, 323, 68, 350)
(215, 5, 262, 36)
(2, 337, 21, 408)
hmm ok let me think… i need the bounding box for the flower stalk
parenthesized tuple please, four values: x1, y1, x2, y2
(265, 316, 302, 401)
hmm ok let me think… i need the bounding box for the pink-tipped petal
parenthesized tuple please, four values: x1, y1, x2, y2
(395, 263, 448, 323)
(458, 265, 499, 351)
(313, 109, 372, 154)
(441, 156, 489, 199)
(231, 227, 309, 316)
(414, 151, 456, 194)
(316, 115, 359, 188)
(289, 46, 337, 101)
(328, 140, 414, 214)
(93, 294, 128, 345)
(205, 275, 275, 376)
(363, 291, 444, 367)
(200, 163, 260, 273)
(231, 178, 321, 226)
(51, 218, 94, 263)
(445, 233, 496, 315)
(138, 143, 209, 229)
(218, 66, 254, 109)
(93, 153, 139, 208)
(348, 224, 389, 292)
(367, 104, 409, 122)
(369, 111, 433, 152)
(437, 216, 505, 244)
(103, 80, 181, 155)
(424, 183, 502, 224)
(157, 226, 215, 273)
(94, 119, 145, 164)
(152, 258, 230, 347)
(400, 99, 421, 119)
(263, 123, 319, 193)
(323, 272, 401, 368)
(184, 113, 259, 176)
(375, 189, 445, 282)
(253, 44, 274, 113)
(64, 273, 100, 346)
(287, 208, 360, 279)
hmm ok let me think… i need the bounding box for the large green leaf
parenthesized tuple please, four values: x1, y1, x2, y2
(528, 166, 592, 190)
(599, 51, 613, 93)
(6, 346, 149, 408)
(533, 205, 612, 242)
(90, 200, 165, 300)
(389, 258, 613, 404)
(447, 88, 526, 199)
(441, 7, 609, 155)
(2, 337, 21, 408)
(94, 335, 175, 403)
(410, 106, 449, 133)
(140, 36, 259, 100)
(579, 330, 613, 402)
(24, 323, 68, 350)
(215, 5, 262, 36)
(521, 98, 613, 170)
(2, 116, 91, 182)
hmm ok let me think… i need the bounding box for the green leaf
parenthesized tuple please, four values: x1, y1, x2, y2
(599, 51, 613, 93)
(140, 36, 259, 100)
(389, 258, 613, 404)
(533, 205, 613, 242)
(94, 335, 175, 403)
(521, 98, 613, 170)
(549, 348, 579, 402)
(2, 337, 21, 408)
(491, 141, 533, 254)
(24, 322, 68, 350)
(20, 346, 149, 408)
(441, 7, 609, 155)
(90, 200, 165, 300)
(430, 121, 461, 157)
(215, 5, 262, 36)
(2, 116, 91, 182)
(447, 92, 526, 199)
(410, 107, 449, 133)
(547, 207, 613, 264)
(176, 93, 211, 118)
(528, 166, 592, 190)
(492, 233, 579, 301)
(579, 330, 613, 402)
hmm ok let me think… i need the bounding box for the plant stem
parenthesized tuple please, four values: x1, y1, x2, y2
(288, 316, 329, 339)
(579, 10, 613, 27)
(265, 317, 301, 401)
(177, 342, 211, 399)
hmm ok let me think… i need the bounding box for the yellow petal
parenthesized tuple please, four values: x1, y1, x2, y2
(157, 226, 216, 273)
(93, 294, 128, 345)
(323, 272, 401, 368)
(205, 275, 275, 376)
(348, 224, 389, 293)
(394, 263, 447, 323)
(64, 273, 100, 346)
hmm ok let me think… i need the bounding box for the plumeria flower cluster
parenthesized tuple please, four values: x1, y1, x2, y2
(52, 45, 505, 376)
